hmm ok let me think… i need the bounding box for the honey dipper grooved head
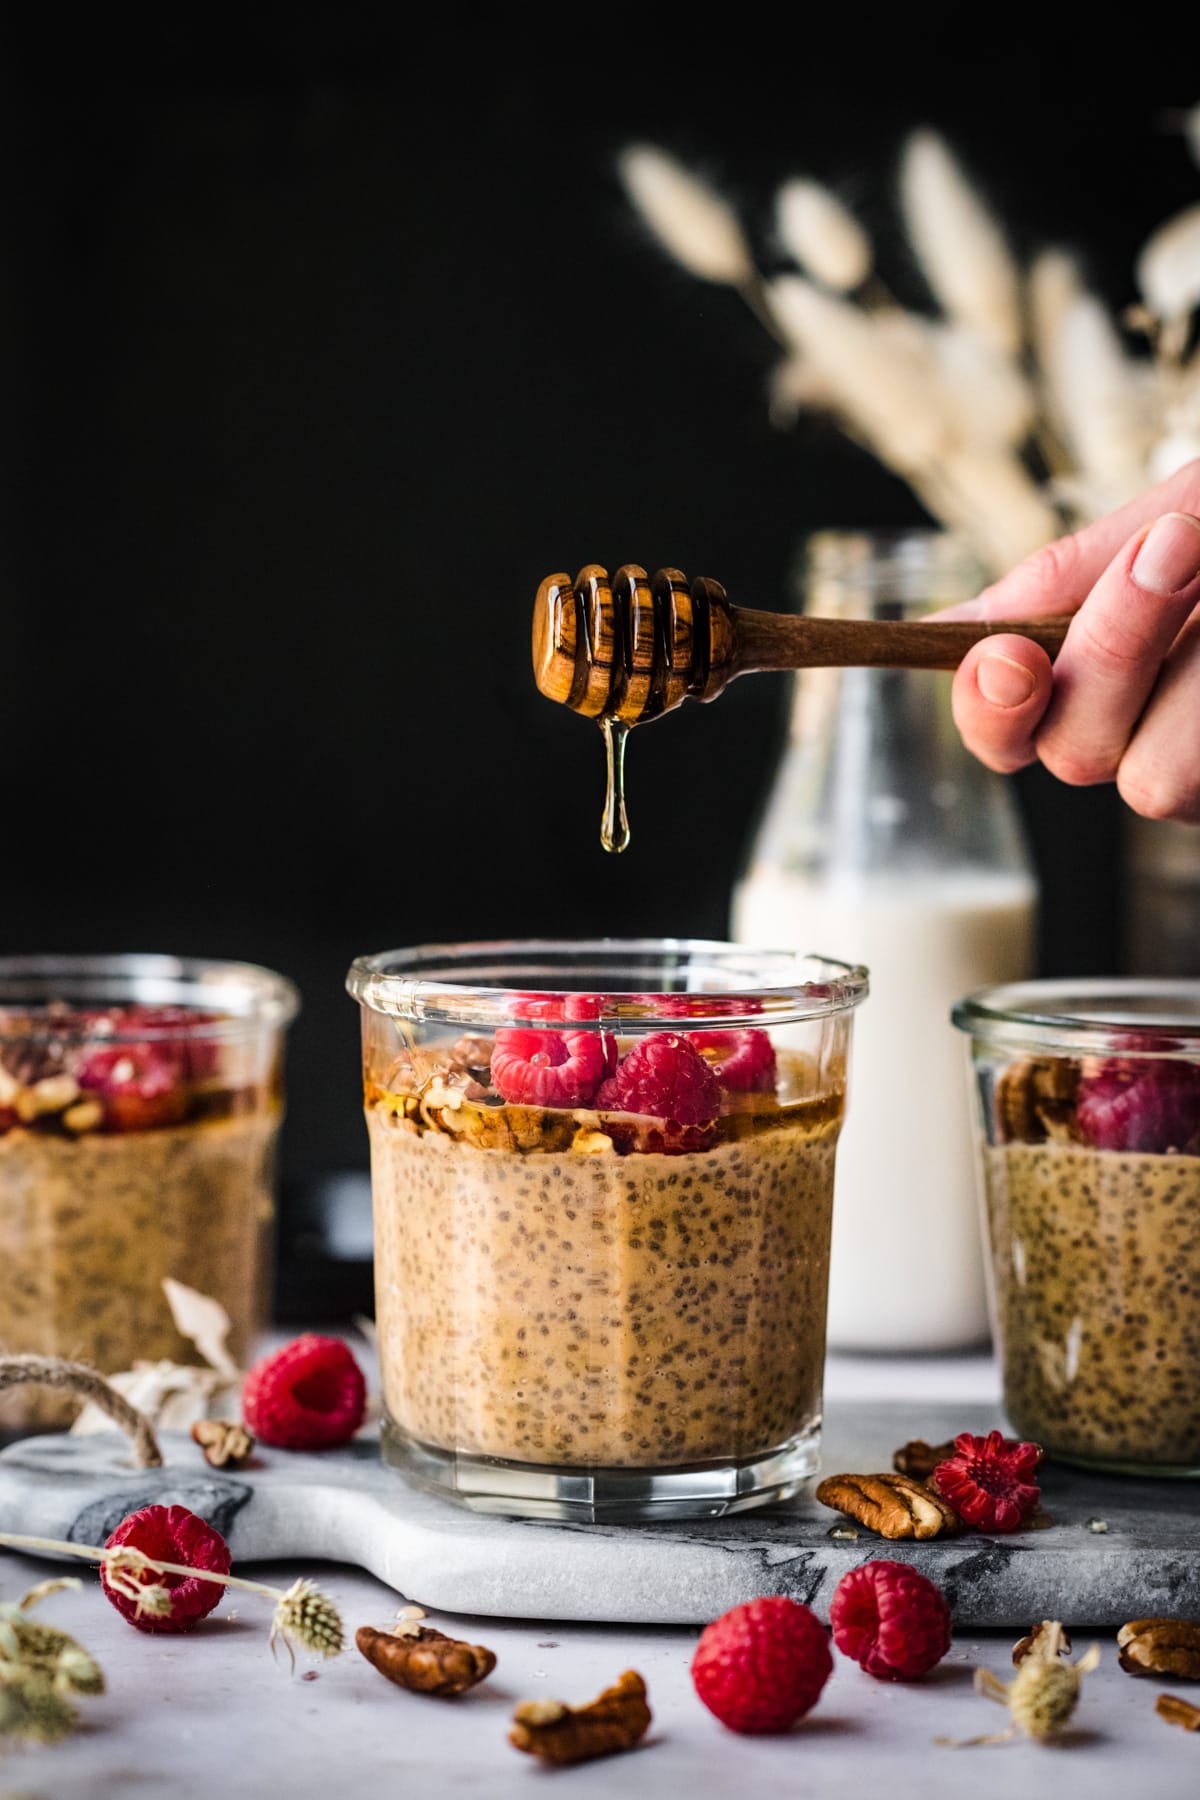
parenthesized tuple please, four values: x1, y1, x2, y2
(532, 563, 735, 723)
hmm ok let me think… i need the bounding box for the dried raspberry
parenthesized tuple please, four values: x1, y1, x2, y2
(77, 1042, 189, 1132)
(243, 1334, 367, 1450)
(687, 1028, 777, 1093)
(1076, 1057, 1200, 1154)
(491, 1028, 613, 1107)
(932, 1430, 1042, 1532)
(608, 1032, 722, 1124)
(829, 1560, 952, 1681)
(101, 1503, 230, 1634)
(691, 1596, 832, 1733)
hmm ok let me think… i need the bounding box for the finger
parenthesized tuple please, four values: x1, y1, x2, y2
(933, 456, 1200, 623)
(1117, 614, 1200, 822)
(951, 634, 1054, 773)
(1035, 512, 1200, 787)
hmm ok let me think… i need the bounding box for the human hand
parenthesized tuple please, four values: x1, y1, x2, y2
(947, 461, 1200, 822)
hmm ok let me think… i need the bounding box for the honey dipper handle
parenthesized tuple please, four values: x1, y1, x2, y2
(731, 607, 1072, 675)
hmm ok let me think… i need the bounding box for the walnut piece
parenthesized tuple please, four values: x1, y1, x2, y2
(814, 1472, 958, 1540)
(355, 1623, 495, 1696)
(509, 1670, 651, 1764)
(16, 1072, 81, 1122)
(1117, 1618, 1200, 1681)
(190, 1419, 255, 1469)
(1157, 1693, 1200, 1731)
(892, 1437, 957, 1481)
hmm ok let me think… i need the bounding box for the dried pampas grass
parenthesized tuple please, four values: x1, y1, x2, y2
(899, 129, 1022, 356)
(618, 123, 1200, 578)
(775, 179, 872, 293)
(618, 145, 753, 287)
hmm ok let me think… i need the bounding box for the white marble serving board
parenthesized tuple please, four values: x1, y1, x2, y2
(1, 1403, 1194, 1627)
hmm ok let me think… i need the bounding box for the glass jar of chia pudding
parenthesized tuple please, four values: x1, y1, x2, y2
(347, 939, 867, 1520)
(0, 954, 298, 1435)
(954, 979, 1200, 1476)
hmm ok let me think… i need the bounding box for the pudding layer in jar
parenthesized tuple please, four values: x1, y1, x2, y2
(0, 966, 294, 1434)
(367, 1037, 842, 1470)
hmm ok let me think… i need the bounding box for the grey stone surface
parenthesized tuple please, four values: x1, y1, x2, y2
(1, 1402, 1195, 1626)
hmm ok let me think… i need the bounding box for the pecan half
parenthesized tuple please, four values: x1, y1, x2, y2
(509, 1670, 650, 1764)
(892, 1438, 957, 1481)
(356, 1623, 495, 1696)
(996, 1057, 1080, 1145)
(190, 1419, 255, 1469)
(1117, 1618, 1200, 1680)
(815, 1472, 958, 1540)
(1157, 1693, 1200, 1731)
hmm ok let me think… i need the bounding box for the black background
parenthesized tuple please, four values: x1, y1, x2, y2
(3, 17, 1196, 1237)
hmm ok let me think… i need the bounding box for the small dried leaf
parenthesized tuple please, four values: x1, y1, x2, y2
(162, 1278, 239, 1379)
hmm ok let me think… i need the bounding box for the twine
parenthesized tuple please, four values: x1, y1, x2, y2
(0, 1356, 162, 1468)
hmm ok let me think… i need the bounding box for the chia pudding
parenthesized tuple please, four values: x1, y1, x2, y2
(368, 1060, 841, 1468)
(350, 940, 867, 1518)
(0, 958, 296, 1434)
(955, 979, 1200, 1475)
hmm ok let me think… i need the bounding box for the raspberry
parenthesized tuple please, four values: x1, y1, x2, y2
(114, 1004, 224, 1080)
(101, 1503, 230, 1634)
(490, 1028, 613, 1107)
(1076, 1057, 1200, 1154)
(691, 1597, 832, 1732)
(243, 1334, 367, 1450)
(932, 1429, 1042, 1532)
(77, 1042, 189, 1132)
(687, 1028, 777, 1093)
(829, 1560, 952, 1681)
(607, 1032, 722, 1124)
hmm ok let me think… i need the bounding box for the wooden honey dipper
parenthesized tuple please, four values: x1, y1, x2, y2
(533, 562, 1071, 725)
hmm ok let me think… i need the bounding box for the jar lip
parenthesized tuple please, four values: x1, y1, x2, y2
(0, 954, 299, 1039)
(346, 938, 868, 1028)
(952, 977, 1200, 1054)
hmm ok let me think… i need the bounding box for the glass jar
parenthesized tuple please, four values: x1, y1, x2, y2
(0, 954, 298, 1434)
(346, 938, 867, 1520)
(733, 530, 1037, 1352)
(953, 978, 1200, 1475)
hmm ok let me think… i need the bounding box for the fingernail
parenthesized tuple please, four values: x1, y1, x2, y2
(1131, 512, 1200, 596)
(977, 653, 1037, 709)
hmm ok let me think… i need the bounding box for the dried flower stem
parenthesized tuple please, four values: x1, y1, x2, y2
(0, 1532, 343, 1664)
(0, 1356, 162, 1467)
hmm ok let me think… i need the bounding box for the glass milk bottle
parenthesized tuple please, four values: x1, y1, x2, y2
(733, 530, 1037, 1351)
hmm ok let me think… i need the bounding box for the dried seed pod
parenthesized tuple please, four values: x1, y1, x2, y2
(1117, 1618, 1200, 1681)
(815, 1471, 959, 1540)
(892, 1438, 958, 1481)
(356, 1624, 495, 1696)
(509, 1670, 651, 1764)
(1157, 1693, 1200, 1731)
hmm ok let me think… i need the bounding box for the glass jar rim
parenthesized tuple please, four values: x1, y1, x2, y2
(952, 977, 1200, 1056)
(346, 938, 868, 1029)
(0, 954, 299, 1040)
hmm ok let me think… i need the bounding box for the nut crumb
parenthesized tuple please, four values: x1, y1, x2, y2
(1085, 1516, 1109, 1534)
(1157, 1693, 1200, 1730)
